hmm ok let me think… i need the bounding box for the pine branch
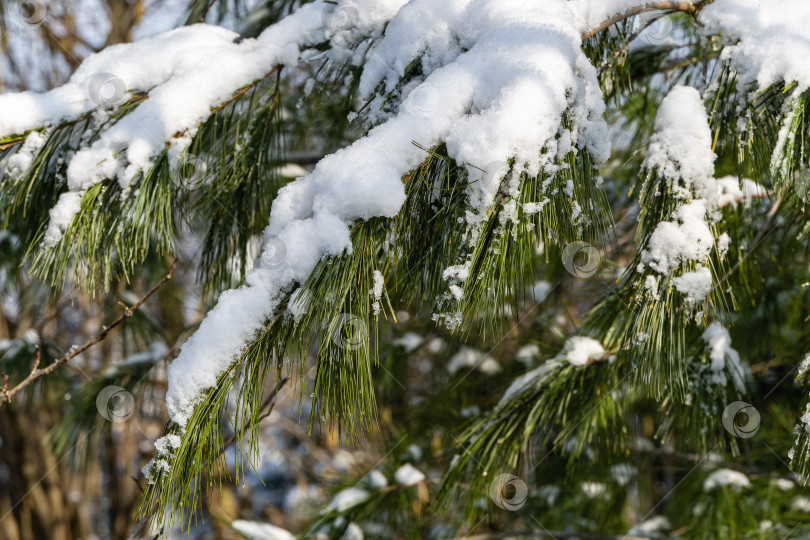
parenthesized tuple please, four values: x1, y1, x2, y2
(0, 258, 177, 405)
(582, 0, 716, 40)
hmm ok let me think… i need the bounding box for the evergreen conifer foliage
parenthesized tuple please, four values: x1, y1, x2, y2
(2, 0, 810, 536)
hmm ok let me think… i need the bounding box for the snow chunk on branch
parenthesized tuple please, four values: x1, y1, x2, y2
(643, 86, 716, 203)
(560, 336, 606, 367)
(701, 322, 746, 391)
(700, 0, 810, 91)
(641, 200, 714, 274)
(702, 468, 750, 491)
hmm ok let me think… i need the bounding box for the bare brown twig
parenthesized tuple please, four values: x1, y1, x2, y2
(582, 0, 716, 40)
(0, 259, 178, 406)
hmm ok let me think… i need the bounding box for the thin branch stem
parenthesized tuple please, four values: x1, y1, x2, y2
(583, 0, 715, 41)
(0, 259, 178, 405)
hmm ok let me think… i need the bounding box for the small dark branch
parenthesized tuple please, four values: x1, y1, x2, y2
(197, 0, 218, 23)
(219, 377, 290, 456)
(598, 12, 666, 76)
(131, 476, 145, 494)
(583, 0, 716, 40)
(31, 346, 40, 374)
(0, 259, 178, 406)
(116, 301, 133, 317)
(717, 190, 774, 209)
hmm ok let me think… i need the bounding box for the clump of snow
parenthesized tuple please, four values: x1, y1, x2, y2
(673, 266, 713, 307)
(142, 434, 183, 482)
(326, 487, 370, 513)
(394, 463, 425, 486)
(644, 275, 661, 301)
(642, 198, 715, 275)
(643, 86, 717, 203)
(703, 468, 750, 491)
(370, 270, 384, 315)
(610, 463, 636, 487)
(792, 496, 810, 513)
(580, 481, 606, 498)
(774, 478, 795, 491)
(532, 280, 552, 303)
(393, 332, 424, 353)
(560, 336, 606, 366)
(637, 86, 733, 307)
(497, 360, 562, 406)
(716, 176, 768, 208)
(231, 520, 296, 540)
(447, 346, 501, 375)
(514, 343, 540, 363)
(701, 322, 747, 391)
(153, 434, 182, 455)
(0, 131, 47, 178)
(627, 516, 671, 538)
(368, 470, 388, 489)
(699, 0, 810, 92)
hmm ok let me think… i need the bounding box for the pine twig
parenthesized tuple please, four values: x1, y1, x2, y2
(0, 259, 178, 406)
(583, 0, 716, 40)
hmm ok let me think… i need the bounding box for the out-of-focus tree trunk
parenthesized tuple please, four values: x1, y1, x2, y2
(0, 407, 72, 540)
(105, 0, 144, 46)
